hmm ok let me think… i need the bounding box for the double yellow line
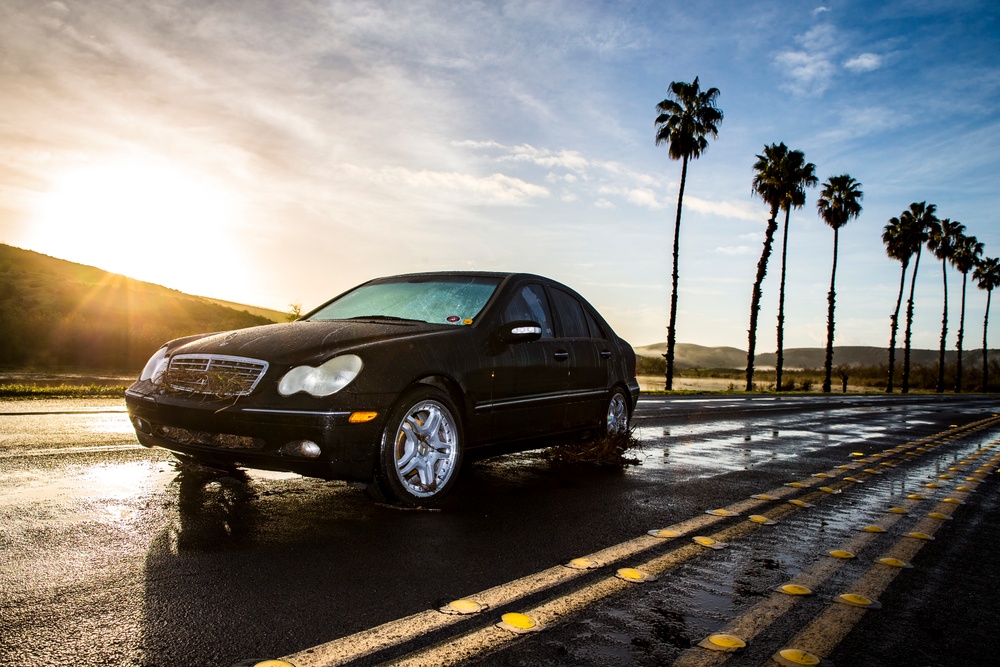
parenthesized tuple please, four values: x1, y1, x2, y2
(259, 415, 1000, 667)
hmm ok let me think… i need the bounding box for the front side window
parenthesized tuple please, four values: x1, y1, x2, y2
(502, 284, 554, 338)
(307, 276, 500, 325)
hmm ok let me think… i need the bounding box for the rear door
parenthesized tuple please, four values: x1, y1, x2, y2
(548, 287, 609, 429)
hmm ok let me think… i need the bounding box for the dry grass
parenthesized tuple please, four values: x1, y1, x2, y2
(545, 428, 642, 467)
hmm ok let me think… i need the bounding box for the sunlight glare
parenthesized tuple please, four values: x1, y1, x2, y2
(26, 159, 243, 291)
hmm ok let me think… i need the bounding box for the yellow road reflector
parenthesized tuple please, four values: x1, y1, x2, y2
(773, 647, 822, 666)
(777, 583, 814, 596)
(812, 472, 831, 478)
(698, 633, 747, 652)
(828, 549, 856, 559)
(253, 661, 296, 667)
(887, 507, 909, 514)
(836, 465, 851, 469)
(692, 536, 728, 550)
(955, 485, 972, 492)
(859, 525, 886, 533)
(880, 462, 895, 467)
(904, 531, 934, 540)
(937, 474, 954, 479)
(843, 477, 863, 483)
(942, 497, 964, 504)
(835, 593, 881, 609)
(564, 557, 601, 570)
(863, 468, 882, 474)
(647, 528, 681, 539)
(927, 512, 952, 521)
(706, 508, 739, 517)
(907, 493, 926, 500)
(497, 612, 541, 633)
(440, 598, 487, 615)
(785, 482, 807, 488)
(877, 557, 913, 568)
(925, 482, 942, 488)
(818, 486, 841, 494)
(616, 567, 656, 583)
(851, 452, 865, 457)
(752, 493, 779, 500)
(749, 514, 778, 525)
(788, 499, 814, 508)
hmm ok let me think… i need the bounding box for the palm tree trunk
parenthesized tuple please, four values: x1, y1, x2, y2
(984, 289, 992, 392)
(955, 272, 967, 392)
(823, 228, 840, 392)
(664, 155, 688, 391)
(937, 259, 949, 393)
(887, 263, 908, 392)
(902, 248, 923, 393)
(775, 207, 791, 391)
(746, 211, 779, 391)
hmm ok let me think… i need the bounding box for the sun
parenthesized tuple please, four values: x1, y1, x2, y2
(26, 158, 243, 292)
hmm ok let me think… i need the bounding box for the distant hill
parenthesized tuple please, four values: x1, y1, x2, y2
(633, 342, 986, 370)
(0, 244, 285, 373)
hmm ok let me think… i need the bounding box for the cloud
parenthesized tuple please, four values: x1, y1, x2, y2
(716, 245, 753, 256)
(339, 164, 549, 206)
(844, 53, 883, 72)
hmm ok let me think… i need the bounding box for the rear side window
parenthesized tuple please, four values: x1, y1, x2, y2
(502, 284, 554, 338)
(550, 288, 590, 339)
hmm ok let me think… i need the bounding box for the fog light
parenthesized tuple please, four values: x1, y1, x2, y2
(280, 440, 322, 458)
(131, 416, 153, 435)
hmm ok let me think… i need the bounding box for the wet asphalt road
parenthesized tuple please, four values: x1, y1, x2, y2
(1, 394, 998, 667)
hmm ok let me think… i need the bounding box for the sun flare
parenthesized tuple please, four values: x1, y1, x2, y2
(26, 158, 243, 292)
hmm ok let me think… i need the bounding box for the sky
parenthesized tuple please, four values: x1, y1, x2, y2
(2, 0, 999, 351)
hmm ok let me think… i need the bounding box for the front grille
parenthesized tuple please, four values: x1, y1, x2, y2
(164, 354, 269, 397)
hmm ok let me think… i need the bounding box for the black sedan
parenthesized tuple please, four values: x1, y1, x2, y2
(125, 271, 639, 505)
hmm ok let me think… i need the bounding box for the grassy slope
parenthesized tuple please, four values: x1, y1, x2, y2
(0, 244, 283, 374)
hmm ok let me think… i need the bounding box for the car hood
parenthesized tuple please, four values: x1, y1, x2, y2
(167, 320, 451, 366)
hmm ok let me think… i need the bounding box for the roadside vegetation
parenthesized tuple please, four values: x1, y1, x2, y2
(0, 383, 127, 398)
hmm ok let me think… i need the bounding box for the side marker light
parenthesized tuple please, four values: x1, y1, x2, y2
(348, 411, 378, 423)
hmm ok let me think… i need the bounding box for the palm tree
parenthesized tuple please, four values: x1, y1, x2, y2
(655, 77, 723, 391)
(882, 213, 924, 392)
(973, 256, 1000, 391)
(745, 142, 815, 391)
(899, 202, 936, 393)
(950, 233, 984, 392)
(926, 218, 966, 392)
(816, 175, 863, 392)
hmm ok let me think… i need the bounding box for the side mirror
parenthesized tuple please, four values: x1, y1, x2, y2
(498, 320, 543, 344)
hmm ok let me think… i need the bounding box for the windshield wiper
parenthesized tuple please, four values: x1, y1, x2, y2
(344, 315, 423, 324)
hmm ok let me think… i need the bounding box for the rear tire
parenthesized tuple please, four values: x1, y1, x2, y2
(373, 387, 464, 506)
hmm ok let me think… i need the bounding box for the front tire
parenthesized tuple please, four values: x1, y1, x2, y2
(373, 387, 464, 506)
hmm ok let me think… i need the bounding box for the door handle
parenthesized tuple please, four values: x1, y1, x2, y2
(600, 350, 612, 359)
(554, 351, 569, 361)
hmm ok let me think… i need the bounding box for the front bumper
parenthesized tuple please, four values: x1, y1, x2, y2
(125, 384, 391, 481)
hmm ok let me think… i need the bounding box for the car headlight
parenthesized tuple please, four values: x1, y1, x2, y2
(278, 354, 363, 397)
(139, 346, 169, 383)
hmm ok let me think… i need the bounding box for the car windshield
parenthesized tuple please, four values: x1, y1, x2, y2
(306, 276, 502, 326)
